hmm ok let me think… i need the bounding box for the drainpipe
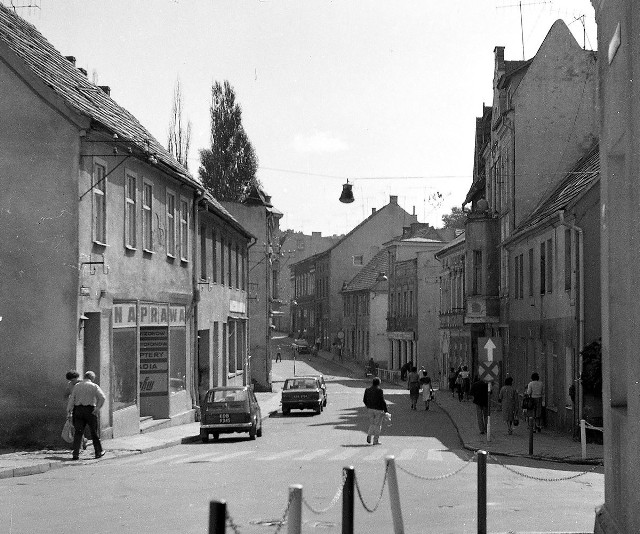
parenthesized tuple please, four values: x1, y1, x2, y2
(559, 211, 584, 427)
(246, 236, 257, 387)
(192, 189, 206, 413)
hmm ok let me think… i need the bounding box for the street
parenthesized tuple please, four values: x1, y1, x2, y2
(0, 358, 602, 534)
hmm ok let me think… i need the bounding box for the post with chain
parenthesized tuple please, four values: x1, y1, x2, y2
(477, 450, 487, 534)
(342, 466, 355, 534)
(209, 500, 226, 534)
(288, 484, 302, 534)
(386, 456, 405, 534)
(529, 416, 534, 455)
(580, 419, 587, 460)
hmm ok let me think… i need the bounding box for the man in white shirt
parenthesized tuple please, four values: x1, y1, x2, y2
(67, 371, 106, 460)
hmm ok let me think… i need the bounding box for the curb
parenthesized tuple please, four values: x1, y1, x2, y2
(434, 398, 604, 467)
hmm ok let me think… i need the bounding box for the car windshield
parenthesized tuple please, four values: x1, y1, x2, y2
(208, 389, 248, 403)
(284, 379, 317, 390)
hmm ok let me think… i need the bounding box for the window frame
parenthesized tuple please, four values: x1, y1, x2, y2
(142, 179, 154, 253)
(92, 158, 108, 246)
(124, 170, 137, 250)
(179, 197, 190, 262)
(166, 189, 177, 258)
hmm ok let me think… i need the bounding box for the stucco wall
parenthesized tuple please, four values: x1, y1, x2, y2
(0, 60, 81, 446)
(417, 248, 444, 378)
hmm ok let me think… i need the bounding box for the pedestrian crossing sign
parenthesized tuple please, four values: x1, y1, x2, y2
(478, 361, 499, 382)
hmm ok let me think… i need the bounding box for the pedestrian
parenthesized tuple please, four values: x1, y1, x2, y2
(499, 376, 518, 434)
(526, 372, 545, 432)
(448, 367, 457, 397)
(65, 370, 88, 450)
(67, 371, 106, 460)
(363, 377, 388, 445)
(420, 369, 433, 410)
(367, 357, 376, 376)
(275, 347, 282, 362)
(455, 366, 464, 401)
(469, 376, 489, 434)
(400, 360, 413, 381)
(459, 365, 471, 401)
(407, 366, 420, 410)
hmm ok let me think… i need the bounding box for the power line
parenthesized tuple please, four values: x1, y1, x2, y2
(258, 166, 470, 181)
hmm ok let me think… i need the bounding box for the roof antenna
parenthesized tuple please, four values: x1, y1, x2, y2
(496, 0, 551, 60)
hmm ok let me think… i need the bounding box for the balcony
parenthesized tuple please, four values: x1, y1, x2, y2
(387, 316, 417, 332)
(465, 295, 500, 323)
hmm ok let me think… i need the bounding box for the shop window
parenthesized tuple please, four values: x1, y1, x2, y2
(228, 321, 236, 374)
(170, 326, 186, 393)
(112, 327, 137, 411)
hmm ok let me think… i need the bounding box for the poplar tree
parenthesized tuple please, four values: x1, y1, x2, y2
(167, 78, 192, 169)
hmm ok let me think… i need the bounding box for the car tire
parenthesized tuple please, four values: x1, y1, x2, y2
(323, 397, 327, 407)
(315, 405, 322, 414)
(202, 433, 210, 443)
(282, 408, 290, 416)
(212, 433, 219, 441)
(257, 424, 263, 438)
(249, 421, 257, 440)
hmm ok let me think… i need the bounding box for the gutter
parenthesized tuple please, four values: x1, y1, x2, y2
(559, 210, 584, 427)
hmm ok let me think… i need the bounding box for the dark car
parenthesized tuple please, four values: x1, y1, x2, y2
(200, 386, 263, 442)
(298, 374, 327, 407)
(292, 339, 311, 354)
(281, 376, 325, 415)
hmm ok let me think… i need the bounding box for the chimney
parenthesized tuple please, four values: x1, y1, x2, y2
(494, 46, 505, 71)
(390, 195, 398, 204)
(78, 67, 87, 76)
(65, 56, 76, 66)
(371, 208, 377, 215)
(99, 86, 111, 96)
(413, 206, 416, 215)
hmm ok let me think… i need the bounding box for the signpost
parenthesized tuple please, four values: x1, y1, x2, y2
(478, 337, 501, 442)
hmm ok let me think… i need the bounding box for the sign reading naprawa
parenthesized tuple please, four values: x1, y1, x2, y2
(113, 303, 186, 328)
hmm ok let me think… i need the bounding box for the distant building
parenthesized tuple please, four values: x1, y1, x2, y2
(290, 196, 418, 353)
(221, 187, 282, 392)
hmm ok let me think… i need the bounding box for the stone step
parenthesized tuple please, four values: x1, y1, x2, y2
(139, 417, 171, 434)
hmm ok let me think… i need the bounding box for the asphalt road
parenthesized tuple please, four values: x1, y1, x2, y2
(0, 358, 603, 533)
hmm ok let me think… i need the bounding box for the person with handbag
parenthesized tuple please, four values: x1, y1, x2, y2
(499, 376, 518, 435)
(526, 372, 545, 433)
(407, 366, 421, 410)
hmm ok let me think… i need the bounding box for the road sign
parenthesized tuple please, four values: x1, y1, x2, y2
(478, 361, 500, 382)
(478, 337, 502, 362)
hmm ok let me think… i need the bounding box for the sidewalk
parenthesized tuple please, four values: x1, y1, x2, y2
(0, 390, 282, 480)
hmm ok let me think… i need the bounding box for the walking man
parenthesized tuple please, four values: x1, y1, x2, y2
(469, 376, 489, 434)
(363, 377, 388, 445)
(275, 346, 282, 362)
(67, 371, 106, 459)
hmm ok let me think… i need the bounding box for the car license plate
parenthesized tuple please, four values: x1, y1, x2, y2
(218, 413, 231, 424)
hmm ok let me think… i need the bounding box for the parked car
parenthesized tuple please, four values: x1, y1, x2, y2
(298, 374, 327, 407)
(281, 376, 325, 415)
(200, 386, 262, 442)
(292, 339, 311, 354)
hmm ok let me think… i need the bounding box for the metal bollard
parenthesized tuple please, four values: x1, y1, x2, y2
(529, 418, 534, 455)
(342, 466, 355, 534)
(477, 450, 487, 534)
(581, 419, 587, 460)
(209, 500, 226, 534)
(386, 456, 405, 534)
(288, 484, 303, 534)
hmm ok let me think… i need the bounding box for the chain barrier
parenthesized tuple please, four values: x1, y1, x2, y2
(354, 463, 389, 513)
(223, 491, 293, 534)
(303, 470, 347, 515)
(583, 421, 604, 432)
(488, 453, 601, 481)
(397, 451, 477, 481)
(225, 509, 242, 534)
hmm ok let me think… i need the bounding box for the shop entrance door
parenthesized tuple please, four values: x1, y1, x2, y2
(83, 312, 101, 383)
(197, 329, 210, 404)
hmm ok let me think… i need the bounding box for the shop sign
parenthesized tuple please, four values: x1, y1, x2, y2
(113, 303, 187, 328)
(230, 300, 246, 314)
(140, 326, 168, 397)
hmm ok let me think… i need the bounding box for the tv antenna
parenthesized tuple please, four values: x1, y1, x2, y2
(497, 1, 552, 60)
(569, 14, 588, 50)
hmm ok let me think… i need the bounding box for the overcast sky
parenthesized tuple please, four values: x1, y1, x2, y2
(9, 0, 596, 236)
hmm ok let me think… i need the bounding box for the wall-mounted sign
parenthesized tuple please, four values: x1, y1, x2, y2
(140, 326, 168, 397)
(113, 303, 186, 328)
(388, 331, 415, 341)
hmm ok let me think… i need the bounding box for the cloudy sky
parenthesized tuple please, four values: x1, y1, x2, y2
(9, 0, 596, 235)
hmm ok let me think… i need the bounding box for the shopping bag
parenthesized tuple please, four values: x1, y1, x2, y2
(61, 419, 75, 443)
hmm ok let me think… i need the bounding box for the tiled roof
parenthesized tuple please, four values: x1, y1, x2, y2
(518, 144, 599, 231)
(342, 249, 389, 293)
(0, 4, 199, 188)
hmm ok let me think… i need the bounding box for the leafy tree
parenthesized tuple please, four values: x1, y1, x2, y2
(167, 78, 192, 169)
(199, 80, 260, 201)
(441, 206, 466, 229)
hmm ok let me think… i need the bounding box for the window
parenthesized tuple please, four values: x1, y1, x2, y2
(92, 160, 107, 244)
(212, 230, 218, 283)
(166, 191, 176, 257)
(528, 248, 534, 297)
(564, 228, 572, 291)
(353, 255, 364, 266)
(220, 237, 225, 284)
(472, 250, 482, 295)
(200, 225, 207, 280)
(124, 172, 137, 249)
(142, 182, 153, 251)
(241, 246, 246, 290)
(519, 253, 524, 299)
(546, 238, 553, 293)
(514, 254, 520, 300)
(180, 199, 189, 261)
(227, 238, 232, 287)
(235, 244, 240, 288)
(540, 242, 546, 294)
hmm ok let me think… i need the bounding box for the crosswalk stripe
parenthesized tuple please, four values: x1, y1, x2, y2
(115, 453, 162, 465)
(396, 449, 417, 461)
(173, 452, 221, 464)
(427, 449, 443, 462)
(256, 449, 304, 461)
(362, 448, 389, 462)
(205, 451, 252, 462)
(136, 453, 190, 466)
(294, 449, 332, 461)
(328, 449, 359, 461)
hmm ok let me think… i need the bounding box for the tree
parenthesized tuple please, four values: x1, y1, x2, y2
(167, 78, 192, 169)
(199, 80, 259, 201)
(441, 206, 466, 229)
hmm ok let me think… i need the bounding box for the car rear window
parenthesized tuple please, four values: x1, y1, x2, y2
(284, 379, 317, 390)
(207, 389, 248, 403)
